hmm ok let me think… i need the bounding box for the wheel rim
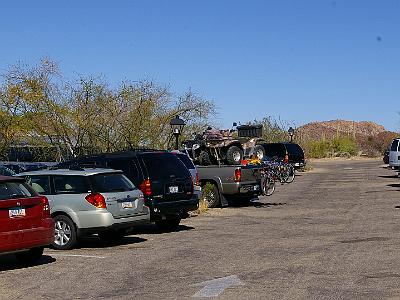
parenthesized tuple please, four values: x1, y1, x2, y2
(54, 220, 72, 246)
(256, 149, 264, 159)
(233, 151, 241, 163)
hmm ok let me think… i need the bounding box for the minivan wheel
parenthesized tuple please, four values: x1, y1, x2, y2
(155, 218, 181, 232)
(53, 215, 77, 250)
(15, 247, 44, 264)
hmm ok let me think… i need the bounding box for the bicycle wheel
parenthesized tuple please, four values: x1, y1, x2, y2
(285, 165, 295, 183)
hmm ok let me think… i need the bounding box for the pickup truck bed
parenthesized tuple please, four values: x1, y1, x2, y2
(197, 164, 262, 207)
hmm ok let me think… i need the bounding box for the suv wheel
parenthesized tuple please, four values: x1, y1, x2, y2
(15, 247, 44, 264)
(155, 218, 181, 232)
(226, 146, 243, 165)
(53, 215, 77, 250)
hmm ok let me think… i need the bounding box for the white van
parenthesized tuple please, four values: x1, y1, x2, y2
(389, 139, 400, 169)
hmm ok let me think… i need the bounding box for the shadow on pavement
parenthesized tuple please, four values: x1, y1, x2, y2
(77, 236, 147, 249)
(251, 201, 287, 208)
(379, 175, 399, 179)
(130, 224, 195, 235)
(387, 183, 400, 189)
(0, 255, 56, 272)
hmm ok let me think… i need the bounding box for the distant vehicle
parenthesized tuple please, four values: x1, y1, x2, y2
(0, 176, 54, 263)
(19, 168, 150, 250)
(171, 151, 202, 200)
(260, 142, 305, 169)
(197, 164, 262, 207)
(56, 150, 199, 231)
(3, 162, 49, 174)
(0, 165, 16, 176)
(383, 150, 389, 165)
(389, 139, 400, 169)
(184, 124, 266, 166)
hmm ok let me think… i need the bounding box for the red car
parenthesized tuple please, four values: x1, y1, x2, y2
(0, 176, 54, 263)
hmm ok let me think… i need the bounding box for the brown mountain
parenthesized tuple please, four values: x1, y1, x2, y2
(297, 120, 398, 155)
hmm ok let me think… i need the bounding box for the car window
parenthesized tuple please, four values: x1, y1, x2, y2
(90, 173, 136, 193)
(26, 175, 51, 195)
(53, 175, 90, 194)
(175, 153, 195, 169)
(264, 144, 286, 157)
(141, 153, 190, 180)
(0, 181, 34, 200)
(390, 140, 399, 151)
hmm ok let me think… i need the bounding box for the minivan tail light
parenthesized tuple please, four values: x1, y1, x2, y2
(234, 168, 241, 182)
(139, 179, 152, 196)
(85, 193, 107, 209)
(40, 196, 51, 217)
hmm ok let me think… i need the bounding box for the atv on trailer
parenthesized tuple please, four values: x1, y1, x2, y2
(183, 124, 266, 166)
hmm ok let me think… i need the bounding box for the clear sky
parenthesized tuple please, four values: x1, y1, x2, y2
(0, 0, 399, 131)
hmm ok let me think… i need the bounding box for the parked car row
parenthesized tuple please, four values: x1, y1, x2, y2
(0, 145, 305, 263)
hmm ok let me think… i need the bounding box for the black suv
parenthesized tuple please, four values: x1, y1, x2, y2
(57, 150, 199, 230)
(261, 143, 305, 169)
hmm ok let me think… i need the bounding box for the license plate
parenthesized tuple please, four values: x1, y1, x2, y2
(121, 202, 133, 209)
(253, 185, 260, 191)
(169, 186, 179, 193)
(9, 208, 26, 218)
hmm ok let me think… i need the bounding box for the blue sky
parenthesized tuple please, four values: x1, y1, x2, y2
(0, 0, 399, 131)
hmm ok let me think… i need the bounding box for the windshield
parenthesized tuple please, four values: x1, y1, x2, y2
(90, 173, 136, 193)
(391, 140, 399, 151)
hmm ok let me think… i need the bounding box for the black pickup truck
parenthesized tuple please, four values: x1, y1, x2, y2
(197, 164, 262, 207)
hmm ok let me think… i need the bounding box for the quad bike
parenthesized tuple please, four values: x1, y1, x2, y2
(183, 124, 267, 166)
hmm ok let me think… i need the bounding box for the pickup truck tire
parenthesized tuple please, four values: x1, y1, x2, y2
(199, 150, 212, 165)
(202, 183, 220, 208)
(155, 218, 181, 232)
(226, 146, 243, 165)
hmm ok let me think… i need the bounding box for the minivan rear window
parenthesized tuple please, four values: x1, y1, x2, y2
(141, 153, 190, 180)
(0, 182, 33, 200)
(391, 139, 399, 151)
(90, 173, 136, 193)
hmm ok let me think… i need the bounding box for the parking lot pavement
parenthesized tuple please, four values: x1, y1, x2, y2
(2, 159, 400, 299)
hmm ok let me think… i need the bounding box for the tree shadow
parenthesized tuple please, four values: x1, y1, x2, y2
(378, 175, 399, 179)
(387, 183, 400, 189)
(251, 201, 287, 208)
(0, 255, 56, 272)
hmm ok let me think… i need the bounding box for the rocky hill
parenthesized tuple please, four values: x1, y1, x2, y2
(297, 120, 398, 156)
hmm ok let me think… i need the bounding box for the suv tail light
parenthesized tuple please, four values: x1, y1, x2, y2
(139, 179, 152, 196)
(284, 153, 289, 163)
(85, 193, 107, 209)
(195, 171, 200, 186)
(40, 196, 51, 217)
(234, 168, 241, 182)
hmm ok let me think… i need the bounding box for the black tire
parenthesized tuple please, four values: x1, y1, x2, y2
(202, 183, 220, 208)
(15, 247, 44, 264)
(226, 146, 244, 165)
(261, 175, 275, 196)
(155, 218, 181, 232)
(98, 230, 124, 243)
(253, 145, 266, 160)
(52, 215, 77, 250)
(198, 150, 212, 166)
(285, 165, 295, 183)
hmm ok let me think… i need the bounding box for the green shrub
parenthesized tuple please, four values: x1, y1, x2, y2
(305, 136, 357, 158)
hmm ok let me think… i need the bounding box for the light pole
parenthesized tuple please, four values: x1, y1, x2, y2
(288, 127, 295, 143)
(170, 115, 186, 150)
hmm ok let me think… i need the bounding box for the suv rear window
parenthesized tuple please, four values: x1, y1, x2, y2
(284, 143, 304, 155)
(141, 153, 190, 180)
(90, 173, 136, 193)
(0, 181, 34, 200)
(53, 176, 90, 194)
(175, 153, 195, 169)
(264, 144, 286, 157)
(391, 139, 399, 151)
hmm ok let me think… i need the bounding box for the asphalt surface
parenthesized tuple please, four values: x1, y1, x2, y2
(1, 159, 400, 300)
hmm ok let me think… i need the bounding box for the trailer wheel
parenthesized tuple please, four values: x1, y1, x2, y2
(201, 183, 220, 208)
(226, 146, 243, 165)
(198, 150, 212, 166)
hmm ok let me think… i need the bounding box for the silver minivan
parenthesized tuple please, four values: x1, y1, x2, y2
(19, 168, 150, 250)
(389, 139, 400, 169)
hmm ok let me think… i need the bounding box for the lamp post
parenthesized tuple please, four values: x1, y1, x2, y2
(288, 127, 295, 143)
(170, 115, 186, 150)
